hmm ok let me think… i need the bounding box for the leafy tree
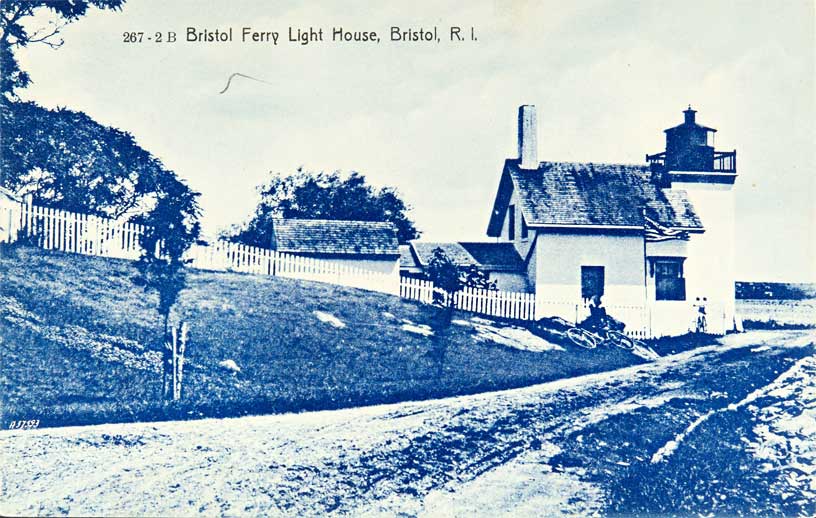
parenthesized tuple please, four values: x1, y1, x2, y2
(424, 248, 497, 377)
(226, 168, 420, 245)
(422, 249, 494, 377)
(0, 2, 190, 224)
(1, 0, 203, 401)
(461, 264, 498, 291)
(1, 0, 125, 96)
(425, 247, 497, 308)
(1, 100, 181, 219)
(132, 177, 201, 400)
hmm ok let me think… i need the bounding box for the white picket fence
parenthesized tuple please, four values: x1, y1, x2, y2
(533, 298, 729, 339)
(1, 201, 144, 259)
(0, 200, 399, 295)
(398, 290, 651, 336)
(399, 276, 436, 303)
(454, 286, 536, 320)
(0, 199, 537, 320)
(0, 198, 723, 335)
(398, 276, 536, 321)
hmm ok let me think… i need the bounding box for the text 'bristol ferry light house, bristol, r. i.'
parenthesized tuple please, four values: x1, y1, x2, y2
(483, 105, 738, 337)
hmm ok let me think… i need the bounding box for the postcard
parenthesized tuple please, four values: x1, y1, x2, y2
(1, 1, 814, 516)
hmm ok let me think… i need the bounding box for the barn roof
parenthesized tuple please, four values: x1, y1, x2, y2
(486, 160, 703, 236)
(272, 218, 399, 256)
(410, 241, 524, 272)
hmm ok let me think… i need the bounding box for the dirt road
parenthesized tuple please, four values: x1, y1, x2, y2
(2, 330, 814, 517)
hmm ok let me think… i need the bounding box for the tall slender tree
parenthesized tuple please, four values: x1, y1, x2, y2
(132, 176, 201, 400)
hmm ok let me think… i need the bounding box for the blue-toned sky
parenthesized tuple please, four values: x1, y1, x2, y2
(15, 0, 815, 282)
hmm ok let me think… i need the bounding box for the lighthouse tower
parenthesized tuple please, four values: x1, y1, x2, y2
(647, 107, 738, 333)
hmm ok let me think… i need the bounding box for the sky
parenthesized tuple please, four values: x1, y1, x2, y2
(14, 0, 816, 282)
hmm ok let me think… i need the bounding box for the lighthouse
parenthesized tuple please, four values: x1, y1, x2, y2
(647, 107, 738, 332)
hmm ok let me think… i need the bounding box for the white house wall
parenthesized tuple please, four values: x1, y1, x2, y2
(491, 272, 531, 293)
(670, 179, 737, 332)
(643, 238, 696, 334)
(298, 255, 400, 276)
(533, 231, 646, 321)
(645, 239, 687, 258)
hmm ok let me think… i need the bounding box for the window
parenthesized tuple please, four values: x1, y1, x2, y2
(654, 258, 686, 301)
(521, 215, 528, 239)
(581, 266, 605, 300)
(508, 204, 515, 241)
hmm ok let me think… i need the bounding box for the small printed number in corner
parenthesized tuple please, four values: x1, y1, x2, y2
(8, 419, 40, 430)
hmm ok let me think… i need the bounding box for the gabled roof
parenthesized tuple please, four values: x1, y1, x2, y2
(487, 160, 703, 237)
(410, 241, 524, 272)
(459, 242, 525, 271)
(399, 244, 420, 269)
(412, 242, 475, 266)
(272, 218, 399, 256)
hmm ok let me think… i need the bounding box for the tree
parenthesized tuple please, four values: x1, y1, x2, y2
(1, 0, 202, 400)
(226, 168, 420, 245)
(425, 247, 497, 309)
(1, 0, 125, 96)
(424, 248, 497, 378)
(132, 176, 201, 400)
(1, 100, 181, 219)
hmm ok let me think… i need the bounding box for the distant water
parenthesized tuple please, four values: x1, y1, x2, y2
(736, 299, 816, 327)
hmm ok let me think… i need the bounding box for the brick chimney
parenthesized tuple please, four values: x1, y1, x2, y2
(518, 105, 538, 170)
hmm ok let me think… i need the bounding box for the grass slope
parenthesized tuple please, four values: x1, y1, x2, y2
(2, 246, 647, 428)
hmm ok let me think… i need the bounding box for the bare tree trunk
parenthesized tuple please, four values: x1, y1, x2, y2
(161, 311, 171, 401)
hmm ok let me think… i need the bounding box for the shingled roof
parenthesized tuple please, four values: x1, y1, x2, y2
(487, 160, 703, 236)
(399, 244, 421, 270)
(410, 242, 524, 272)
(272, 219, 399, 256)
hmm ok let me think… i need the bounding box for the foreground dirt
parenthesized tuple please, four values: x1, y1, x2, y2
(2, 330, 814, 517)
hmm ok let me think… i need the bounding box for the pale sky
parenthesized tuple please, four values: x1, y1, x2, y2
(14, 0, 816, 282)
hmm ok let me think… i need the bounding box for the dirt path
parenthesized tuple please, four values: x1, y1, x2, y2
(2, 330, 814, 517)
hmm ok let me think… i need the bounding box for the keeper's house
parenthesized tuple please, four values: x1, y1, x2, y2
(483, 105, 738, 336)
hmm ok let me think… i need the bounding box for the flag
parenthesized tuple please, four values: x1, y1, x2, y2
(644, 215, 689, 242)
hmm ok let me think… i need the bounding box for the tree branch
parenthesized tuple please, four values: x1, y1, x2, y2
(27, 22, 67, 49)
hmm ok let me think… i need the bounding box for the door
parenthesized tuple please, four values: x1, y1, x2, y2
(581, 265, 605, 301)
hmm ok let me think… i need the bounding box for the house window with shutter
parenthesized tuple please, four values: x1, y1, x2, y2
(653, 258, 686, 301)
(508, 204, 515, 241)
(581, 266, 605, 300)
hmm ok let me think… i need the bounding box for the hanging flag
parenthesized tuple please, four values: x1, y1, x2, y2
(644, 215, 689, 242)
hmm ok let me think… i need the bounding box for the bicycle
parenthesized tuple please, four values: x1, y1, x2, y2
(567, 325, 640, 351)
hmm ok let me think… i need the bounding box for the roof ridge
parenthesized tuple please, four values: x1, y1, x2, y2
(274, 217, 395, 227)
(539, 160, 650, 169)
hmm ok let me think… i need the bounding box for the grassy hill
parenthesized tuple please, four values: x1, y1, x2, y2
(1, 246, 650, 429)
